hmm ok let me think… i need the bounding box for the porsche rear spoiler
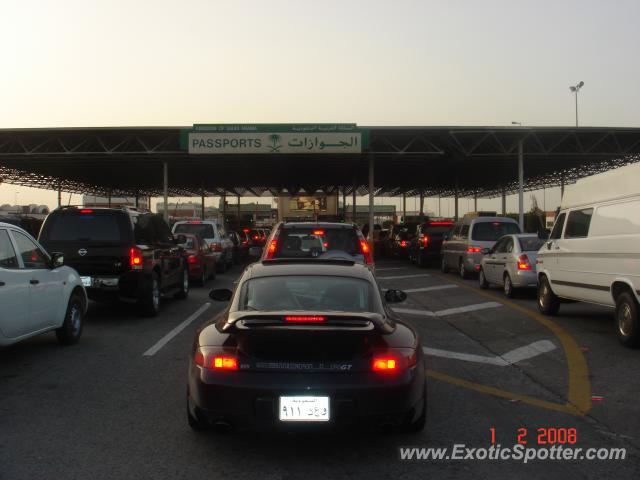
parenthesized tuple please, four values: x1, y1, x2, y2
(221, 311, 393, 333)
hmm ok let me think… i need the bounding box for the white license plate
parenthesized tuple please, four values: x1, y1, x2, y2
(279, 396, 330, 422)
(80, 276, 92, 287)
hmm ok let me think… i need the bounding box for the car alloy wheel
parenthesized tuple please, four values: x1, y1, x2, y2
(504, 274, 513, 297)
(618, 302, 633, 337)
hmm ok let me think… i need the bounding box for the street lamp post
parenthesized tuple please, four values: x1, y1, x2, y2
(569, 81, 584, 127)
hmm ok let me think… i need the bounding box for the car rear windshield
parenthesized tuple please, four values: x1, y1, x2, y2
(518, 237, 545, 251)
(274, 227, 360, 258)
(420, 224, 453, 235)
(39, 210, 132, 244)
(174, 223, 215, 238)
(471, 221, 521, 241)
(240, 275, 378, 313)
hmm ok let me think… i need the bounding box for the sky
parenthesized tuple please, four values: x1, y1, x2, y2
(1, 0, 639, 213)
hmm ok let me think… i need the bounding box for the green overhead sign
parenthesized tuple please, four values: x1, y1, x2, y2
(180, 124, 369, 154)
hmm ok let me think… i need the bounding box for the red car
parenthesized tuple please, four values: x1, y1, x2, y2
(179, 233, 217, 286)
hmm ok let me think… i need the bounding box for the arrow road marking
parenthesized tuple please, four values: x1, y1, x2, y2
(393, 301, 502, 317)
(423, 340, 557, 366)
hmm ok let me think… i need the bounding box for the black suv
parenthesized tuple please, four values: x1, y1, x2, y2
(408, 219, 454, 267)
(39, 207, 189, 316)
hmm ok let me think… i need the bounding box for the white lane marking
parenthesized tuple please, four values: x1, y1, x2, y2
(143, 303, 211, 357)
(392, 301, 502, 318)
(422, 340, 557, 366)
(404, 285, 458, 293)
(377, 274, 431, 280)
(375, 267, 404, 271)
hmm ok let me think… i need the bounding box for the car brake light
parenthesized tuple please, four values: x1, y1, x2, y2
(429, 221, 453, 226)
(265, 239, 277, 259)
(241, 240, 248, 245)
(243, 228, 250, 233)
(323, 242, 329, 248)
(467, 246, 482, 253)
(79, 209, 93, 214)
(373, 358, 397, 372)
(372, 349, 417, 374)
(518, 254, 532, 270)
(359, 240, 373, 264)
(284, 315, 326, 322)
(400, 240, 407, 247)
(253, 235, 259, 240)
(213, 356, 238, 370)
(313, 230, 324, 235)
(187, 255, 198, 264)
(187, 220, 202, 224)
(195, 349, 239, 371)
(422, 235, 429, 247)
(130, 247, 143, 269)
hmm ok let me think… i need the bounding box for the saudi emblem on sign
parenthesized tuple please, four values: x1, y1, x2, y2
(268, 134, 282, 152)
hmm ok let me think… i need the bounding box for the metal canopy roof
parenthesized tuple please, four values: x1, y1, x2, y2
(0, 126, 639, 198)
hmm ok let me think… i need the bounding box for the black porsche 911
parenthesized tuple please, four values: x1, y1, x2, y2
(187, 258, 426, 432)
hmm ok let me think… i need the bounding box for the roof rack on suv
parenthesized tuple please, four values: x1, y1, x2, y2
(261, 258, 356, 266)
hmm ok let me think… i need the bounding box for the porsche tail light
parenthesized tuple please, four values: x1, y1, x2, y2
(517, 254, 532, 270)
(372, 349, 417, 374)
(130, 247, 143, 270)
(195, 348, 238, 371)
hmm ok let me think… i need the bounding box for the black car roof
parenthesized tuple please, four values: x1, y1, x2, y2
(244, 259, 373, 280)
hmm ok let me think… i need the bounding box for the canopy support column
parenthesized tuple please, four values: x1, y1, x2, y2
(518, 140, 524, 231)
(560, 172, 565, 198)
(222, 193, 226, 224)
(473, 192, 477, 212)
(201, 192, 205, 220)
(368, 154, 375, 254)
(57, 188, 62, 208)
(342, 188, 347, 221)
(419, 191, 424, 220)
(352, 182, 356, 223)
(237, 195, 241, 223)
(135, 193, 139, 209)
(454, 180, 459, 221)
(163, 162, 169, 223)
(402, 192, 406, 222)
(501, 187, 506, 215)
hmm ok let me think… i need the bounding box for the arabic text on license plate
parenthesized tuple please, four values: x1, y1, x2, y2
(80, 276, 92, 287)
(279, 396, 330, 422)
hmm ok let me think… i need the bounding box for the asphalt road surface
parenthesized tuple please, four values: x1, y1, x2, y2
(1, 259, 639, 479)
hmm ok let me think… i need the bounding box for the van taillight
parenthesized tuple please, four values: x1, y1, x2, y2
(360, 240, 373, 264)
(130, 247, 143, 270)
(265, 239, 277, 259)
(517, 254, 532, 270)
(467, 246, 482, 253)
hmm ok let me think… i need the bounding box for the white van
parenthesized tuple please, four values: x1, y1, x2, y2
(536, 162, 640, 347)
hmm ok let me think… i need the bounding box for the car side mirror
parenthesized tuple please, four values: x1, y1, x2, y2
(175, 234, 187, 245)
(51, 252, 64, 268)
(385, 289, 407, 303)
(481, 248, 490, 255)
(209, 288, 233, 302)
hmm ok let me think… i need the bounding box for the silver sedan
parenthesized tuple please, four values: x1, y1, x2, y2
(478, 234, 545, 298)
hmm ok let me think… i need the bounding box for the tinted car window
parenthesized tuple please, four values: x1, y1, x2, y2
(471, 221, 520, 241)
(549, 213, 566, 240)
(174, 223, 215, 238)
(565, 208, 594, 238)
(0, 230, 19, 269)
(420, 224, 453, 236)
(240, 276, 376, 312)
(152, 215, 174, 244)
(274, 227, 359, 258)
(40, 210, 132, 244)
(13, 231, 48, 269)
(519, 237, 545, 251)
